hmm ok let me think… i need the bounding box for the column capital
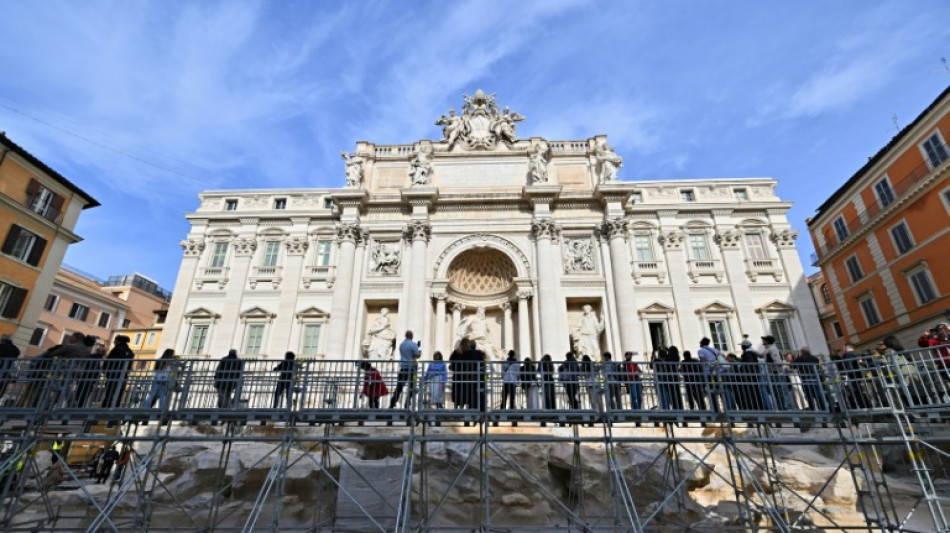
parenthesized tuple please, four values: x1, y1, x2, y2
(404, 220, 432, 243)
(714, 229, 741, 249)
(500, 302, 511, 312)
(180, 238, 205, 256)
(232, 237, 258, 256)
(600, 217, 629, 240)
(770, 228, 799, 249)
(284, 236, 310, 255)
(432, 290, 447, 301)
(659, 230, 685, 250)
(517, 288, 534, 300)
(335, 222, 364, 244)
(451, 302, 466, 313)
(531, 218, 561, 242)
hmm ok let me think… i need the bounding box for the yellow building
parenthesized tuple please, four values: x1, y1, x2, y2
(112, 309, 168, 364)
(0, 132, 99, 347)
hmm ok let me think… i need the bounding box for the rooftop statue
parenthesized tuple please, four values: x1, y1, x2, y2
(341, 151, 364, 188)
(595, 139, 622, 183)
(437, 90, 524, 150)
(409, 145, 434, 186)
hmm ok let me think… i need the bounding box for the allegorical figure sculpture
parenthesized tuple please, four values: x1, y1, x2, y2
(594, 139, 622, 183)
(436, 91, 525, 150)
(435, 109, 467, 149)
(409, 145, 433, 186)
(572, 305, 605, 359)
(563, 239, 594, 272)
(457, 306, 499, 359)
(363, 308, 396, 359)
(370, 241, 401, 275)
(341, 151, 364, 187)
(529, 141, 549, 183)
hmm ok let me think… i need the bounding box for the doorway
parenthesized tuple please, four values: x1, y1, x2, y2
(648, 321, 668, 353)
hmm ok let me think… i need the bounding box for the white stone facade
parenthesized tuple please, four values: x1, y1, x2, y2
(161, 93, 827, 360)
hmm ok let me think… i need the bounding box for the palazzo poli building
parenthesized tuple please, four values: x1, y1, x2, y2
(161, 92, 826, 360)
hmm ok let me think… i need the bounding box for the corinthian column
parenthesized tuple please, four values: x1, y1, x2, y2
(404, 220, 431, 334)
(532, 219, 562, 357)
(517, 289, 533, 358)
(602, 217, 640, 354)
(434, 291, 447, 355)
(325, 222, 362, 358)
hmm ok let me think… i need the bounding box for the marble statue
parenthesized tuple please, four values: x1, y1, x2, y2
(435, 109, 466, 149)
(594, 139, 622, 183)
(457, 306, 499, 358)
(529, 141, 549, 183)
(563, 239, 594, 272)
(341, 151, 363, 188)
(409, 146, 433, 186)
(437, 90, 525, 150)
(571, 305, 604, 358)
(491, 106, 525, 144)
(363, 308, 396, 359)
(370, 241, 401, 275)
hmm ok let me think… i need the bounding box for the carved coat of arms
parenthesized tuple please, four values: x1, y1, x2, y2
(435, 90, 524, 150)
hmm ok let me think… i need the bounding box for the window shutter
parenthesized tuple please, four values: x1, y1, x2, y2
(1, 287, 28, 319)
(51, 194, 65, 211)
(27, 235, 47, 266)
(80, 306, 89, 322)
(1, 225, 21, 255)
(26, 178, 41, 195)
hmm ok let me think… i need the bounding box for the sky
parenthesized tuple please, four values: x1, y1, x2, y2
(1, 1, 948, 291)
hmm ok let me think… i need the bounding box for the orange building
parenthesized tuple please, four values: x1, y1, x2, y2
(806, 271, 845, 354)
(0, 132, 99, 347)
(808, 86, 950, 351)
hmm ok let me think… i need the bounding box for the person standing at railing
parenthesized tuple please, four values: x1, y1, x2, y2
(0, 335, 20, 402)
(423, 352, 448, 409)
(697, 338, 722, 412)
(622, 351, 642, 410)
(521, 357, 540, 410)
(390, 331, 421, 409)
(74, 342, 104, 408)
(680, 350, 706, 411)
(840, 344, 871, 409)
(501, 350, 519, 409)
(359, 360, 388, 408)
(540, 354, 557, 410)
(103, 335, 134, 408)
(449, 341, 467, 409)
(214, 349, 244, 408)
(271, 352, 297, 409)
(739, 347, 766, 410)
(918, 323, 950, 385)
(145, 349, 177, 410)
(45, 332, 91, 408)
(758, 336, 784, 410)
(794, 347, 826, 412)
(602, 352, 623, 411)
(559, 352, 580, 410)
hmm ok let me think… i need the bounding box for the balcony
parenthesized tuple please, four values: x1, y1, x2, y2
(195, 266, 229, 290)
(302, 265, 336, 289)
(744, 258, 783, 282)
(813, 141, 948, 264)
(686, 259, 724, 283)
(249, 265, 283, 289)
(631, 260, 667, 284)
(25, 194, 63, 224)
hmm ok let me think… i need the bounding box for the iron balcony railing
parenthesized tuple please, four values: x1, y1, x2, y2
(1, 347, 947, 424)
(24, 193, 63, 224)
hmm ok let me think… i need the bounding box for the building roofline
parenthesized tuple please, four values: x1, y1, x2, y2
(0, 132, 100, 208)
(810, 84, 950, 224)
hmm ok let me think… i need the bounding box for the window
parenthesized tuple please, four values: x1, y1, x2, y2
(244, 324, 265, 355)
(845, 255, 863, 283)
(122, 319, 131, 328)
(147, 332, 157, 345)
(889, 222, 914, 255)
(680, 189, 696, 202)
(833, 216, 849, 242)
(324, 198, 334, 209)
(907, 266, 938, 305)
(274, 198, 287, 210)
(261, 241, 280, 267)
(210, 242, 229, 268)
(97, 312, 111, 328)
(707, 320, 730, 351)
(301, 324, 322, 355)
(630, 192, 643, 204)
(874, 178, 895, 208)
(133, 332, 143, 345)
(315, 240, 332, 267)
(633, 234, 654, 261)
(0, 282, 27, 319)
(858, 296, 881, 327)
(768, 318, 793, 352)
(225, 199, 238, 211)
(30, 186, 54, 216)
(26, 179, 63, 221)
(743, 233, 768, 260)
(922, 132, 949, 168)
(734, 188, 748, 201)
(2, 225, 47, 266)
(68, 303, 90, 322)
(688, 234, 710, 260)
(820, 284, 832, 305)
(44, 294, 59, 312)
(187, 325, 209, 355)
(29, 326, 47, 347)
(832, 321, 843, 338)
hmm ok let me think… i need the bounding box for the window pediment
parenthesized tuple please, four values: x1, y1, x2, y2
(296, 306, 330, 320)
(639, 302, 675, 316)
(755, 300, 795, 314)
(696, 301, 734, 314)
(240, 306, 276, 320)
(184, 307, 221, 320)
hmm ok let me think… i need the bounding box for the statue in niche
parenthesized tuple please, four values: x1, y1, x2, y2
(341, 151, 364, 188)
(563, 239, 594, 272)
(409, 145, 433, 186)
(594, 139, 623, 183)
(363, 307, 396, 359)
(435, 109, 467, 149)
(370, 241, 401, 275)
(529, 141, 550, 183)
(457, 306, 500, 359)
(571, 304, 605, 359)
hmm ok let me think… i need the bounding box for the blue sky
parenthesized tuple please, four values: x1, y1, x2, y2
(1, 1, 948, 290)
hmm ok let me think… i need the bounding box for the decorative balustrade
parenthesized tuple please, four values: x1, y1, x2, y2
(374, 145, 415, 158)
(744, 257, 783, 282)
(686, 259, 724, 282)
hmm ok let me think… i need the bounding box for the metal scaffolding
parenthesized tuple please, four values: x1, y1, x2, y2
(0, 346, 948, 532)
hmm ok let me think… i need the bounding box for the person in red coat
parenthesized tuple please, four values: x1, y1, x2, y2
(360, 361, 388, 408)
(917, 323, 950, 383)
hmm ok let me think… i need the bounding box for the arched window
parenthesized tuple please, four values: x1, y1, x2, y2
(820, 284, 832, 305)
